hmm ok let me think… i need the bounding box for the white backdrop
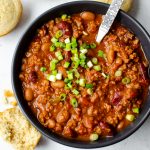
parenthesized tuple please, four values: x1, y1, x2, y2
(0, 0, 150, 150)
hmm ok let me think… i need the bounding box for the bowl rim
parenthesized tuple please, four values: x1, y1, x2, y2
(11, 1, 150, 149)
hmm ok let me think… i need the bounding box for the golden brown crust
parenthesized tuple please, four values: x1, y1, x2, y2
(0, 0, 23, 36)
(95, 0, 133, 12)
(0, 108, 41, 150)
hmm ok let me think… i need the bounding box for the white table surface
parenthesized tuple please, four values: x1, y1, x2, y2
(0, 0, 150, 150)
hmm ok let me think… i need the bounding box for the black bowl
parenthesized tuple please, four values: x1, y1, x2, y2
(12, 1, 150, 148)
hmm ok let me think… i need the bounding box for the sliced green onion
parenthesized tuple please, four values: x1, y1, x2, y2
(64, 78, 70, 83)
(122, 77, 131, 84)
(80, 49, 88, 54)
(70, 98, 78, 108)
(74, 70, 80, 78)
(50, 59, 58, 71)
(50, 44, 56, 51)
(47, 74, 56, 82)
(65, 43, 71, 51)
(80, 53, 86, 60)
(79, 78, 86, 87)
(71, 37, 77, 48)
(115, 70, 122, 77)
(73, 61, 80, 69)
(52, 70, 57, 75)
(87, 88, 93, 95)
(80, 43, 90, 50)
(55, 30, 63, 39)
(55, 51, 63, 61)
(72, 89, 79, 95)
(64, 62, 70, 68)
(132, 108, 140, 114)
(65, 38, 70, 44)
(102, 73, 107, 78)
(40, 67, 46, 72)
(90, 133, 99, 141)
(87, 61, 93, 68)
(61, 14, 67, 20)
(60, 93, 66, 101)
(98, 50, 104, 57)
(80, 60, 86, 67)
(60, 42, 65, 48)
(75, 80, 79, 84)
(71, 49, 78, 54)
(126, 114, 135, 121)
(51, 37, 58, 43)
(68, 72, 73, 80)
(56, 73, 62, 80)
(93, 65, 101, 71)
(67, 81, 72, 88)
(85, 84, 93, 89)
(54, 42, 61, 48)
(92, 57, 98, 64)
(90, 43, 96, 49)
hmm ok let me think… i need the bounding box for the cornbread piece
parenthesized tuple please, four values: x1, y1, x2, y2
(95, 0, 133, 12)
(0, 108, 41, 150)
(0, 0, 23, 36)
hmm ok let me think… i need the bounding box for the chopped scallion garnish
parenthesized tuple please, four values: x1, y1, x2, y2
(122, 77, 131, 84)
(72, 89, 79, 95)
(60, 93, 67, 101)
(64, 62, 70, 68)
(70, 98, 78, 108)
(87, 61, 93, 68)
(85, 84, 93, 89)
(50, 59, 58, 71)
(61, 14, 67, 20)
(115, 70, 122, 77)
(40, 67, 46, 72)
(98, 50, 104, 57)
(92, 57, 98, 64)
(80, 49, 88, 54)
(55, 51, 63, 61)
(126, 114, 135, 121)
(47, 74, 56, 82)
(65, 43, 71, 51)
(51, 37, 58, 43)
(79, 78, 86, 87)
(132, 108, 139, 114)
(50, 44, 56, 51)
(87, 88, 93, 95)
(67, 72, 73, 80)
(65, 38, 70, 44)
(93, 65, 101, 71)
(90, 133, 99, 141)
(55, 30, 63, 39)
(56, 73, 62, 80)
(90, 43, 96, 49)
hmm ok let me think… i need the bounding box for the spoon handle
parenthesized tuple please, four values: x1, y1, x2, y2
(96, 0, 124, 43)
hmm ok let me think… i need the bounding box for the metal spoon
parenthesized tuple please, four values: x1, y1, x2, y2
(96, 0, 124, 43)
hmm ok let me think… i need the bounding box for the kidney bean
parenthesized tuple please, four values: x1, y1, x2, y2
(81, 11, 95, 21)
(24, 88, 34, 101)
(51, 80, 65, 88)
(57, 21, 72, 36)
(28, 71, 37, 83)
(112, 92, 122, 105)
